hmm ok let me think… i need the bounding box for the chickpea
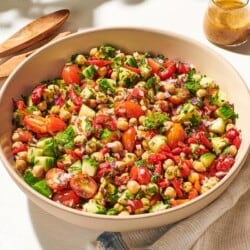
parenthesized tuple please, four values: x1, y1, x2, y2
(129, 117, 137, 127)
(182, 181, 193, 193)
(163, 159, 175, 170)
(141, 197, 150, 209)
(85, 140, 98, 154)
(188, 172, 200, 183)
(89, 47, 98, 56)
(107, 141, 123, 153)
(127, 180, 140, 194)
(117, 117, 129, 131)
(59, 108, 71, 121)
(138, 115, 145, 125)
(32, 165, 45, 178)
(164, 186, 176, 199)
(162, 82, 175, 94)
(193, 160, 206, 172)
(224, 145, 238, 156)
(74, 134, 87, 146)
(164, 165, 180, 180)
(96, 92, 108, 104)
(75, 54, 87, 65)
(37, 101, 47, 111)
(141, 151, 150, 161)
(196, 89, 207, 98)
(16, 151, 28, 161)
(15, 159, 27, 174)
(111, 71, 118, 80)
(156, 91, 166, 100)
(114, 203, 124, 212)
(115, 161, 127, 171)
(97, 66, 107, 77)
(91, 152, 104, 162)
(50, 105, 60, 115)
(123, 153, 137, 166)
(118, 211, 130, 216)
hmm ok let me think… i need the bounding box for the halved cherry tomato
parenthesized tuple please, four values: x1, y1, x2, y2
(23, 114, 47, 134)
(167, 123, 186, 149)
(130, 166, 151, 185)
(46, 115, 67, 135)
(70, 173, 98, 199)
(46, 168, 69, 192)
(62, 64, 81, 85)
(147, 58, 162, 73)
(159, 63, 176, 80)
(122, 127, 136, 152)
(114, 101, 144, 118)
(69, 86, 82, 106)
(52, 189, 80, 208)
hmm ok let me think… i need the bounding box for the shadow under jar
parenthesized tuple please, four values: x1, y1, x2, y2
(203, 0, 250, 47)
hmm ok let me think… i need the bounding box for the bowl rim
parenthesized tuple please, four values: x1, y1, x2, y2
(1, 26, 250, 222)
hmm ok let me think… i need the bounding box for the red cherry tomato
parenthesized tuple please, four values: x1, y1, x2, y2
(130, 166, 151, 185)
(159, 63, 176, 80)
(123, 65, 141, 75)
(114, 101, 144, 118)
(167, 123, 186, 149)
(70, 173, 98, 199)
(52, 189, 80, 208)
(62, 65, 81, 85)
(46, 168, 69, 192)
(147, 58, 162, 73)
(23, 114, 47, 134)
(122, 127, 136, 152)
(46, 115, 67, 135)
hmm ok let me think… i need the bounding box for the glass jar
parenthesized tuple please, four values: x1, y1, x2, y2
(203, 0, 250, 46)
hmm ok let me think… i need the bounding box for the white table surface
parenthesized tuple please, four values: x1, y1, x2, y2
(0, 1, 249, 249)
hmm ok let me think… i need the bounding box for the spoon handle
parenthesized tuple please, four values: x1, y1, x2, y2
(0, 31, 71, 78)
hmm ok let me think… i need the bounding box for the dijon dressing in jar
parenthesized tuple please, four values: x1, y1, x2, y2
(203, 0, 250, 46)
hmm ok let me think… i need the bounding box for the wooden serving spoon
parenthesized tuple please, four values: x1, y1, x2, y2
(0, 9, 70, 58)
(0, 31, 71, 78)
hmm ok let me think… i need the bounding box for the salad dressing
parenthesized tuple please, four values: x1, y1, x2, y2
(203, 0, 250, 46)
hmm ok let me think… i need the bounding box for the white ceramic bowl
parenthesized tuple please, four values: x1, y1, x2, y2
(1, 27, 250, 232)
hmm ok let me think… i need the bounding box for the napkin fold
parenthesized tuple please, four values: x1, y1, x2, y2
(95, 153, 250, 250)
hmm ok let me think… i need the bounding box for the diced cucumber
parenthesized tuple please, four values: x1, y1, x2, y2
(80, 87, 95, 100)
(209, 117, 225, 134)
(37, 137, 58, 157)
(97, 78, 116, 94)
(82, 158, 98, 176)
(79, 104, 96, 118)
(34, 156, 56, 171)
(82, 65, 96, 79)
(148, 135, 167, 153)
(200, 153, 216, 168)
(83, 199, 106, 214)
(32, 179, 52, 198)
(27, 147, 43, 164)
(149, 201, 168, 213)
(212, 90, 227, 107)
(177, 103, 201, 122)
(211, 137, 228, 154)
(117, 67, 140, 86)
(68, 160, 82, 174)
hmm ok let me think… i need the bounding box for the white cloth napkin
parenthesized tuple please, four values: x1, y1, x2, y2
(95, 153, 250, 250)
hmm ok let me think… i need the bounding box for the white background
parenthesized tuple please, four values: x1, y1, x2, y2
(0, 1, 249, 249)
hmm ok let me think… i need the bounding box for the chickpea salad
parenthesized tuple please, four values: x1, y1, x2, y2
(11, 44, 241, 215)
